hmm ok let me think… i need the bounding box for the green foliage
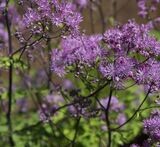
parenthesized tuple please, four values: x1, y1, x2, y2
(0, 56, 27, 69)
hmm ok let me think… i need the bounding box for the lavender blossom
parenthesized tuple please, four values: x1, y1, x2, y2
(143, 110, 160, 141)
(137, 0, 148, 18)
(52, 1, 82, 30)
(137, 0, 160, 18)
(51, 34, 103, 76)
(134, 59, 160, 92)
(104, 20, 160, 57)
(99, 56, 135, 88)
(51, 20, 160, 92)
(22, 0, 82, 33)
(101, 20, 160, 90)
(23, 8, 41, 28)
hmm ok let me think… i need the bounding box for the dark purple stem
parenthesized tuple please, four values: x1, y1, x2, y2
(105, 85, 113, 147)
(5, 0, 15, 146)
(71, 117, 81, 147)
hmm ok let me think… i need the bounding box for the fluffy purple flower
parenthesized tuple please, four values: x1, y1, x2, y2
(134, 59, 160, 92)
(104, 28, 123, 53)
(99, 63, 114, 80)
(22, 0, 82, 33)
(143, 110, 160, 141)
(104, 20, 160, 57)
(137, 0, 160, 18)
(51, 20, 160, 92)
(52, 1, 82, 31)
(101, 20, 160, 90)
(23, 8, 41, 27)
(35, 0, 51, 16)
(99, 56, 135, 88)
(137, 0, 148, 18)
(51, 34, 103, 76)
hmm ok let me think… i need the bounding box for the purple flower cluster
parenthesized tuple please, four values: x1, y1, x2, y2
(22, 0, 82, 33)
(2, 0, 160, 146)
(101, 58, 160, 89)
(51, 34, 103, 76)
(52, 20, 160, 92)
(143, 110, 160, 141)
(104, 20, 160, 56)
(133, 59, 160, 92)
(101, 20, 160, 90)
(137, 0, 160, 18)
(137, 0, 148, 18)
(99, 56, 135, 88)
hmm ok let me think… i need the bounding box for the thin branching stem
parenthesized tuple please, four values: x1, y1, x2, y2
(105, 85, 113, 147)
(112, 86, 152, 131)
(71, 117, 81, 147)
